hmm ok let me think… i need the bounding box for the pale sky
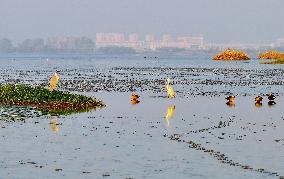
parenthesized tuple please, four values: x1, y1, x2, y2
(0, 0, 284, 44)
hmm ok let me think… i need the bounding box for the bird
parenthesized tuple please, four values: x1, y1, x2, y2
(130, 93, 140, 105)
(131, 93, 139, 101)
(267, 94, 276, 101)
(165, 105, 176, 127)
(166, 78, 175, 98)
(49, 73, 60, 91)
(255, 96, 263, 103)
(131, 99, 140, 105)
(225, 95, 235, 102)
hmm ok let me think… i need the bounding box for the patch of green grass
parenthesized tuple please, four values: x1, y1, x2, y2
(0, 84, 105, 115)
(260, 58, 284, 64)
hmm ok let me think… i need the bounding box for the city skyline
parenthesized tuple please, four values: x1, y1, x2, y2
(1, 0, 284, 44)
(1, 32, 284, 53)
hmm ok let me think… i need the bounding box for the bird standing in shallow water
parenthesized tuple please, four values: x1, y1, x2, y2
(225, 95, 235, 102)
(267, 94, 276, 101)
(166, 78, 175, 98)
(49, 73, 60, 91)
(255, 96, 263, 103)
(130, 93, 140, 105)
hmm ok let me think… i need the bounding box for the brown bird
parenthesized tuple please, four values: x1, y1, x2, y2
(131, 93, 139, 101)
(225, 95, 235, 102)
(255, 96, 263, 103)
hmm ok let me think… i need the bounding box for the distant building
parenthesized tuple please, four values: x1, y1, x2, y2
(95, 32, 205, 51)
(96, 33, 125, 48)
(18, 38, 45, 52)
(0, 38, 14, 52)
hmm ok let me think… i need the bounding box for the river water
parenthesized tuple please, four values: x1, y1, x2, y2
(0, 54, 283, 179)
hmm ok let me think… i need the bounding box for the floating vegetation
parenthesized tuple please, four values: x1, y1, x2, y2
(0, 105, 44, 121)
(213, 48, 250, 61)
(0, 84, 105, 116)
(260, 58, 284, 64)
(257, 50, 284, 60)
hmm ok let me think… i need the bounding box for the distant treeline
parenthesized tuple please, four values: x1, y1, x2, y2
(0, 37, 95, 53)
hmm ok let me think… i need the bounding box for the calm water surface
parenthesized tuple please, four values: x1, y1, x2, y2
(0, 54, 283, 179)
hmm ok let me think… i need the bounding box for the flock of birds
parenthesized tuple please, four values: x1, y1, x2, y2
(50, 72, 277, 108)
(226, 94, 276, 107)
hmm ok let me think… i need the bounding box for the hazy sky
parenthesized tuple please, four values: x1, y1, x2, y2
(1, 0, 284, 44)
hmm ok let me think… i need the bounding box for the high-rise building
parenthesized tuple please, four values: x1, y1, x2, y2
(128, 33, 139, 42)
(145, 34, 155, 42)
(96, 33, 125, 48)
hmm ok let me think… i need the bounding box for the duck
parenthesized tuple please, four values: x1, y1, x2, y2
(267, 94, 276, 101)
(131, 93, 139, 101)
(255, 96, 263, 103)
(131, 99, 140, 105)
(49, 72, 60, 91)
(166, 78, 175, 98)
(225, 95, 235, 102)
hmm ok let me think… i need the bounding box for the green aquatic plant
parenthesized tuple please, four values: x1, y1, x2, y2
(0, 84, 105, 116)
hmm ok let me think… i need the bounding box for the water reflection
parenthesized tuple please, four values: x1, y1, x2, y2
(255, 102, 263, 108)
(165, 105, 176, 127)
(226, 101, 235, 108)
(268, 101, 276, 107)
(50, 116, 59, 133)
(131, 99, 140, 105)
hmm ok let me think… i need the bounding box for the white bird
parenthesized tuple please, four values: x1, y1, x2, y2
(166, 78, 175, 98)
(49, 73, 60, 91)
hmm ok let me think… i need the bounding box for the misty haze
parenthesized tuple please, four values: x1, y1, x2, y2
(0, 1, 284, 179)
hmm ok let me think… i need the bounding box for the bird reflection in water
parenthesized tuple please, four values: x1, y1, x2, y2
(255, 102, 263, 108)
(226, 101, 235, 107)
(268, 101, 276, 107)
(50, 116, 59, 133)
(165, 105, 176, 127)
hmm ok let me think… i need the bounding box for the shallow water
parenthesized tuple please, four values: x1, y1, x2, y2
(0, 54, 283, 178)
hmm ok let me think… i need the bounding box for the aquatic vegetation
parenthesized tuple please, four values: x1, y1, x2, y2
(0, 84, 105, 115)
(260, 58, 284, 64)
(166, 78, 175, 98)
(257, 50, 284, 59)
(213, 48, 250, 60)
